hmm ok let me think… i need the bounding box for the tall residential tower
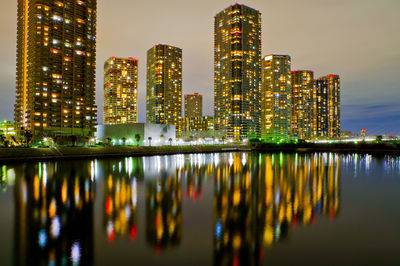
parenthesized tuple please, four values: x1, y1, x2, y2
(104, 57, 138, 125)
(146, 44, 182, 134)
(261, 55, 291, 142)
(15, 0, 97, 138)
(291, 70, 314, 140)
(314, 74, 341, 139)
(214, 4, 262, 140)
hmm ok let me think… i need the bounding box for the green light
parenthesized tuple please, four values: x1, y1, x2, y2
(1, 165, 6, 183)
(38, 162, 42, 179)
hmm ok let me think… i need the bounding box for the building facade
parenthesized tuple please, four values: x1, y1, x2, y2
(261, 55, 291, 142)
(291, 70, 314, 140)
(0, 121, 17, 137)
(104, 57, 138, 125)
(146, 44, 182, 134)
(97, 123, 176, 146)
(214, 4, 262, 140)
(180, 116, 215, 139)
(184, 93, 202, 118)
(14, 0, 97, 138)
(314, 75, 341, 139)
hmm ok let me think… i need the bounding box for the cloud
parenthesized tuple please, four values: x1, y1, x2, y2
(343, 103, 400, 120)
(342, 103, 400, 134)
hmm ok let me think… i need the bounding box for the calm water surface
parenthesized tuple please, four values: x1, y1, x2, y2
(0, 152, 399, 265)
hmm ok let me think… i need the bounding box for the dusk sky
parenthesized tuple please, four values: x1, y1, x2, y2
(0, 0, 399, 135)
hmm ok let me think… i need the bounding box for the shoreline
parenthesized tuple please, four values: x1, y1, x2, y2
(0, 145, 251, 163)
(0, 143, 399, 163)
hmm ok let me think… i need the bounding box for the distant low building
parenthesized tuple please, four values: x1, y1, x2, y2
(184, 93, 203, 118)
(180, 116, 215, 140)
(361, 129, 367, 138)
(341, 131, 359, 138)
(0, 120, 17, 137)
(96, 123, 176, 146)
(0, 121, 19, 146)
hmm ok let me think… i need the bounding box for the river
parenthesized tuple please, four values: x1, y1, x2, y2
(0, 152, 399, 265)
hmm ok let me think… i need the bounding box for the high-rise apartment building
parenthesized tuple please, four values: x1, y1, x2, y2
(261, 55, 291, 142)
(14, 0, 97, 138)
(146, 44, 182, 134)
(214, 4, 262, 140)
(104, 57, 138, 125)
(291, 70, 314, 140)
(184, 93, 202, 118)
(314, 74, 340, 139)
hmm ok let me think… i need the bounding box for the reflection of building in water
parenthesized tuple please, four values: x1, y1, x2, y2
(1, 165, 8, 190)
(146, 168, 182, 250)
(0, 165, 16, 193)
(100, 157, 144, 241)
(183, 158, 208, 202)
(342, 154, 400, 177)
(143, 156, 179, 179)
(99, 157, 144, 181)
(13, 161, 94, 266)
(185, 170, 203, 201)
(214, 153, 340, 266)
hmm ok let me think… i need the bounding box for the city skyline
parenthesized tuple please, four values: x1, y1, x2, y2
(0, 0, 399, 134)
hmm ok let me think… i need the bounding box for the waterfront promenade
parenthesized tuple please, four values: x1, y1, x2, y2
(0, 143, 399, 162)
